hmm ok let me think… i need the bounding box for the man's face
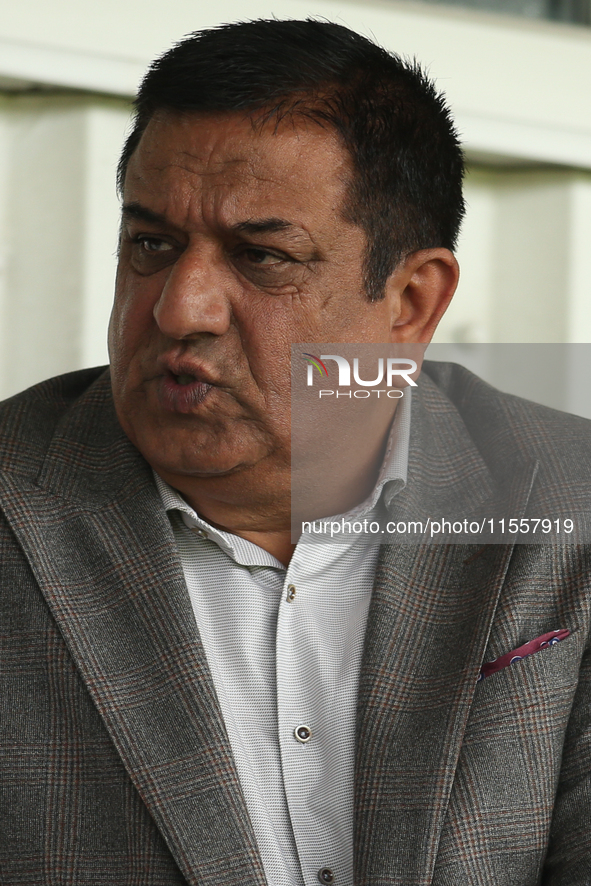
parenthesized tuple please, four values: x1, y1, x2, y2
(109, 111, 400, 486)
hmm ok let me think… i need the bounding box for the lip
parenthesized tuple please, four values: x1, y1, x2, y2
(155, 355, 218, 414)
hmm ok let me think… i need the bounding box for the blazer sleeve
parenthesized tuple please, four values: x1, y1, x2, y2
(541, 638, 591, 884)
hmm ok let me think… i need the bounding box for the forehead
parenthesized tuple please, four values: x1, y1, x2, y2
(123, 110, 353, 226)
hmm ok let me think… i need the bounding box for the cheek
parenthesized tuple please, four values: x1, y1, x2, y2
(231, 313, 291, 419)
(109, 277, 157, 366)
(323, 290, 393, 342)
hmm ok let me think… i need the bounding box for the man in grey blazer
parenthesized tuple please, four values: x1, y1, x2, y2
(1, 19, 590, 886)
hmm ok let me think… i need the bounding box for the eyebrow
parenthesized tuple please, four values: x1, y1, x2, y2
(234, 218, 319, 259)
(232, 218, 295, 235)
(121, 202, 168, 226)
(120, 203, 319, 259)
(122, 203, 298, 237)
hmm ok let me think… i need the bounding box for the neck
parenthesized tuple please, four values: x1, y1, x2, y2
(157, 464, 295, 565)
(156, 406, 395, 566)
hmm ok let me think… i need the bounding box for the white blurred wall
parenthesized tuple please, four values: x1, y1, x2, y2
(0, 95, 130, 397)
(0, 0, 590, 400)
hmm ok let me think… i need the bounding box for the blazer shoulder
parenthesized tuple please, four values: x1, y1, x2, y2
(422, 359, 591, 488)
(0, 367, 110, 479)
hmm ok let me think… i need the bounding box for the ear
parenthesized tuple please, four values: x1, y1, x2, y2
(385, 248, 459, 343)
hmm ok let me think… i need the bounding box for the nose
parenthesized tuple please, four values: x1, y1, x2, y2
(152, 244, 232, 340)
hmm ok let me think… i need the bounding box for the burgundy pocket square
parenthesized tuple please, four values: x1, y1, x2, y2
(478, 629, 570, 681)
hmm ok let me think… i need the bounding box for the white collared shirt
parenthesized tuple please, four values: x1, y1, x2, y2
(155, 391, 410, 886)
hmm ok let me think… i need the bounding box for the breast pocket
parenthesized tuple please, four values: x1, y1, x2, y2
(440, 635, 582, 862)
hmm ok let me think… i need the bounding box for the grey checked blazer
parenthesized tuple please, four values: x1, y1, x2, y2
(1, 362, 590, 885)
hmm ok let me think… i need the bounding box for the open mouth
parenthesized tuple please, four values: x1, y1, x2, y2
(174, 373, 199, 386)
(159, 370, 214, 412)
(167, 369, 212, 389)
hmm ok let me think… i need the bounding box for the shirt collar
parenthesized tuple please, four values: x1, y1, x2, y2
(154, 473, 283, 568)
(343, 386, 410, 519)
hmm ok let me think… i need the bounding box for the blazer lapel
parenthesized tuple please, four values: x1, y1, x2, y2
(0, 375, 266, 886)
(354, 372, 538, 885)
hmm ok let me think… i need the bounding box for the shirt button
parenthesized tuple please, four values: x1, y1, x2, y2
(318, 868, 335, 884)
(286, 584, 296, 602)
(294, 724, 312, 743)
(193, 527, 208, 540)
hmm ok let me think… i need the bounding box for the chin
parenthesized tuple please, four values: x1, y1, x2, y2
(147, 444, 262, 483)
(123, 412, 277, 483)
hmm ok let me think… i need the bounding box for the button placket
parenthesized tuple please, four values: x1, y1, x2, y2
(277, 572, 315, 861)
(277, 570, 347, 886)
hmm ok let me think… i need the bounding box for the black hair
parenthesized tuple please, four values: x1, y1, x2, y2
(118, 18, 465, 300)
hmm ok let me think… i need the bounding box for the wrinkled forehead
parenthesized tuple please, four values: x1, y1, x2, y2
(123, 109, 354, 225)
(126, 110, 350, 189)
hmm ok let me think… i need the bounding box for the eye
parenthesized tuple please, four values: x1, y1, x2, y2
(135, 236, 174, 253)
(241, 247, 284, 265)
(125, 233, 180, 275)
(230, 243, 303, 291)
